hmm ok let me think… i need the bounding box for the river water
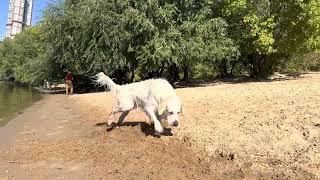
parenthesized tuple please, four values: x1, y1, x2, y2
(0, 82, 42, 126)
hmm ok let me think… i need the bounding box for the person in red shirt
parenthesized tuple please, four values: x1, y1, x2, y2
(65, 70, 73, 95)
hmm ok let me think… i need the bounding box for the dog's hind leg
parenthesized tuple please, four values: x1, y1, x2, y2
(107, 99, 134, 127)
(107, 106, 119, 126)
(106, 107, 128, 131)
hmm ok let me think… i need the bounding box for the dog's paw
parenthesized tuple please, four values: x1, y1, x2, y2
(155, 125, 164, 134)
(154, 131, 162, 138)
(106, 125, 114, 132)
(107, 120, 113, 126)
(154, 126, 165, 137)
(106, 122, 116, 132)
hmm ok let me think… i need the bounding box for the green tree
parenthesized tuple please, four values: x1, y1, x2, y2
(40, 0, 239, 82)
(0, 39, 15, 81)
(215, 0, 320, 78)
(0, 26, 61, 85)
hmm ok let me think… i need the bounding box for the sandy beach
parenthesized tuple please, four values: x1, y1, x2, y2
(0, 73, 319, 179)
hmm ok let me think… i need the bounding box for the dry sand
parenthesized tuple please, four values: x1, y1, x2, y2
(0, 72, 319, 179)
(174, 73, 320, 179)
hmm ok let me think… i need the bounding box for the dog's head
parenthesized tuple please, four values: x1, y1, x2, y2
(166, 96, 182, 127)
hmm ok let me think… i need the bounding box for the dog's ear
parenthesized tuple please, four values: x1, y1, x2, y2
(180, 106, 183, 114)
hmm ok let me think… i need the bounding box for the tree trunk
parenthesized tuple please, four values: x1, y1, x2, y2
(158, 63, 165, 77)
(130, 67, 135, 82)
(167, 63, 180, 83)
(218, 60, 228, 78)
(183, 63, 190, 82)
(251, 54, 267, 79)
(230, 61, 236, 76)
(173, 64, 180, 82)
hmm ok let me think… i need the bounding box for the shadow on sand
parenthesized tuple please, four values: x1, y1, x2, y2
(95, 121, 173, 138)
(174, 72, 308, 89)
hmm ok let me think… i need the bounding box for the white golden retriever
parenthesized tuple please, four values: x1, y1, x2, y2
(93, 72, 182, 135)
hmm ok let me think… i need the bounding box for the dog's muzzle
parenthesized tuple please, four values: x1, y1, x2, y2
(173, 121, 179, 126)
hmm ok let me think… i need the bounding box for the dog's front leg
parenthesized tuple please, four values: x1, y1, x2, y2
(155, 110, 161, 120)
(145, 107, 163, 135)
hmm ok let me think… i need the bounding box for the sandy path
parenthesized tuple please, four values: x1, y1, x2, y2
(0, 95, 249, 180)
(0, 96, 91, 148)
(71, 73, 320, 179)
(0, 95, 96, 179)
(174, 73, 320, 179)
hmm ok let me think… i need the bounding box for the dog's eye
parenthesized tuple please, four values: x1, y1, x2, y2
(177, 112, 180, 114)
(169, 111, 174, 115)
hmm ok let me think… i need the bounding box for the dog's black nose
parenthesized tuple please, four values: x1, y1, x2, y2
(173, 121, 178, 126)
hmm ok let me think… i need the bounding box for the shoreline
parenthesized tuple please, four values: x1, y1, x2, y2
(0, 83, 43, 127)
(34, 87, 65, 94)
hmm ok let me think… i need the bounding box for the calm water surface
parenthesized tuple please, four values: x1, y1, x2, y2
(0, 82, 42, 126)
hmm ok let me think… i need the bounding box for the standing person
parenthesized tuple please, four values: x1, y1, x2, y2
(65, 70, 74, 95)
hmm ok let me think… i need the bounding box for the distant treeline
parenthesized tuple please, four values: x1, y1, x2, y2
(1, 0, 320, 86)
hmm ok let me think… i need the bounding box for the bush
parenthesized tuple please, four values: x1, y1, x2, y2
(281, 53, 320, 73)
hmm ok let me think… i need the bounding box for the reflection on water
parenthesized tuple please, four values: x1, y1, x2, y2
(0, 82, 42, 126)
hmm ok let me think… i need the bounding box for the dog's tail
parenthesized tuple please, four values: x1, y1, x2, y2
(92, 72, 118, 91)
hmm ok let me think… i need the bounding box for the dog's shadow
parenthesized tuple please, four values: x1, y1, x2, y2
(95, 121, 173, 138)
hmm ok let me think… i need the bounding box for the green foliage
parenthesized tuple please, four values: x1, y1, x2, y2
(281, 53, 320, 72)
(1, 0, 320, 86)
(192, 63, 217, 79)
(40, 0, 238, 82)
(303, 0, 320, 52)
(243, 14, 276, 54)
(0, 39, 15, 80)
(0, 27, 61, 85)
(214, 0, 320, 78)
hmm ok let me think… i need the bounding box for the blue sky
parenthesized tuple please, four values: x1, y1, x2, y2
(0, 0, 53, 38)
